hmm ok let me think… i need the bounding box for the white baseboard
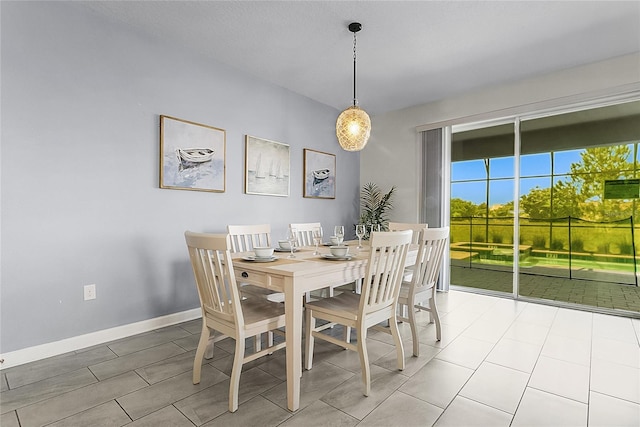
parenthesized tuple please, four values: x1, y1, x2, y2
(0, 308, 202, 370)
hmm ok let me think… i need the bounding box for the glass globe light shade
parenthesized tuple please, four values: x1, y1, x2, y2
(336, 105, 371, 152)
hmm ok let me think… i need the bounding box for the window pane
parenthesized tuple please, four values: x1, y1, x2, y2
(451, 181, 486, 207)
(553, 149, 582, 175)
(520, 177, 550, 197)
(521, 153, 551, 177)
(490, 157, 514, 179)
(452, 160, 486, 181)
(489, 179, 513, 207)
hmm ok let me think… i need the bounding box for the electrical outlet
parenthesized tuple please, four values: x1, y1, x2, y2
(84, 284, 96, 301)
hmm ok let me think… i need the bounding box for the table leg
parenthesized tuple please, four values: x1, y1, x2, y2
(284, 279, 302, 411)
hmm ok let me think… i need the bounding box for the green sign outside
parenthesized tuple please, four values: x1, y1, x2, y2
(604, 179, 640, 200)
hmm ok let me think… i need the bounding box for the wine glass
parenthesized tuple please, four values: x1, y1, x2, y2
(334, 225, 345, 245)
(286, 229, 297, 258)
(355, 224, 365, 249)
(313, 226, 323, 255)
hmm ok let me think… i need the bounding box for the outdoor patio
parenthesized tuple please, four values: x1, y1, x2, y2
(452, 265, 640, 314)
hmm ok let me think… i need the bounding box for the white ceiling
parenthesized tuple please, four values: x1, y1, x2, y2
(80, 1, 640, 116)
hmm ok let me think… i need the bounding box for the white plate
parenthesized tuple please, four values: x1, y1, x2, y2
(321, 254, 353, 261)
(274, 247, 298, 252)
(242, 256, 277, 262)
(323, 242, 347, 246)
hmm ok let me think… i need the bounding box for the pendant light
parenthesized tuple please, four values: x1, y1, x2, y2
(336, 22, 371, 152)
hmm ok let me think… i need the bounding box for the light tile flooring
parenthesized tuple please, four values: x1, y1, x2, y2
(2, 290, 640, 426)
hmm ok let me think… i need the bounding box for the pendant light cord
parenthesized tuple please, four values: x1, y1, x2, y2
(353, 31, 357, 106)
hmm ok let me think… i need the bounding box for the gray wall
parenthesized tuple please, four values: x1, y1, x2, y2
(0, 2, 359, 353)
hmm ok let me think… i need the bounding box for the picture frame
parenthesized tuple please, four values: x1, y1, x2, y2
(159, 115, 226, 192)
(303, 148, 336, 199)
(245, 135, 290, 197)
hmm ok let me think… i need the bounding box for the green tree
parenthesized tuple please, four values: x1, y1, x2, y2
(477, 202, 488, 217)
(520, 180, 583, 220)
(552, 179, 582, 218)
(491, 201, 514, 217)
(451, 198, 479, 217)
(520, 180, 582, 220)
(520, 186, 551, 219)
(570, 145, 633, 220)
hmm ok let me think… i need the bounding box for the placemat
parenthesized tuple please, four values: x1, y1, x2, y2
(314, 255, 366, 263)
(273, 248, 314, 254)
(235, 257, 302, 266)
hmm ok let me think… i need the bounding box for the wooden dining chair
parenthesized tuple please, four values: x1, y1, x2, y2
(388, 222, 429, 244)
(397, 227, 449, 356)
(227, 224, 283, 300)
(227, 223, 272, 252)
(388, 221, 430, 294)
(289, 222, 334, 300)
(289, 222, 321, 247)
(304, 230, 413, 396)
(185, 231, 286, 413)
(227, 224, 283, 350)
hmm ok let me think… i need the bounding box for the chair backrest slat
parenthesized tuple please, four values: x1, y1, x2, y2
(227, 224, 272, 253)
(289, 222, 321, 247)
(185, 232, 243, 326)
(360, 230, 412, 314)
(388, 222, 429, 244)
(411, 227, 449, 293)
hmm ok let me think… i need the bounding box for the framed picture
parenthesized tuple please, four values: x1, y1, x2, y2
(304, 149, 336, 199)
(159, 115, 226, 192)
(245, 135, 290, 197)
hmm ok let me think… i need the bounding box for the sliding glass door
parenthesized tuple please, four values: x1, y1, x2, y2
(450, 123, 515, 295)
(448, 100, 640, 314)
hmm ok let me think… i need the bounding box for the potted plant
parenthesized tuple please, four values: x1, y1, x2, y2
(359, 182, 395, 239)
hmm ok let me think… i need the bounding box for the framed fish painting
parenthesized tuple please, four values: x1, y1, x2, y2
(159, 115, 226, 192)
(244, 135, 290, 197)
(303, 149, 336, 199)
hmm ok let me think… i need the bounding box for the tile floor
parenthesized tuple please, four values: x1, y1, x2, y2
(1, 290, 639, 427)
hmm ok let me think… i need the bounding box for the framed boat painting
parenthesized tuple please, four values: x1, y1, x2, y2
(159, 115, 226, 192)
(304, 149, 336, 199)
(245, 135, 290, 197)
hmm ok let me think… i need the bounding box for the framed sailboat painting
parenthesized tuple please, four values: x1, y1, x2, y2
(303, 149, 336, 199)
(244, 135, 290, 197)
(159, 115, 226, 192)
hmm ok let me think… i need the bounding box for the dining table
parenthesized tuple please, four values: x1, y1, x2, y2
(231, 240, 417, 412)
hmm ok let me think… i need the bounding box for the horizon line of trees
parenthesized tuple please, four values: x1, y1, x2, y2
(452, 145, 640, 222)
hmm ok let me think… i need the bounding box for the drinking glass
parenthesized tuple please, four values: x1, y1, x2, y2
(313, 226, 323, 255)
(334, 225, 345, 245)
(355, 224, 365, 249)
(286, 229, 297, 258)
